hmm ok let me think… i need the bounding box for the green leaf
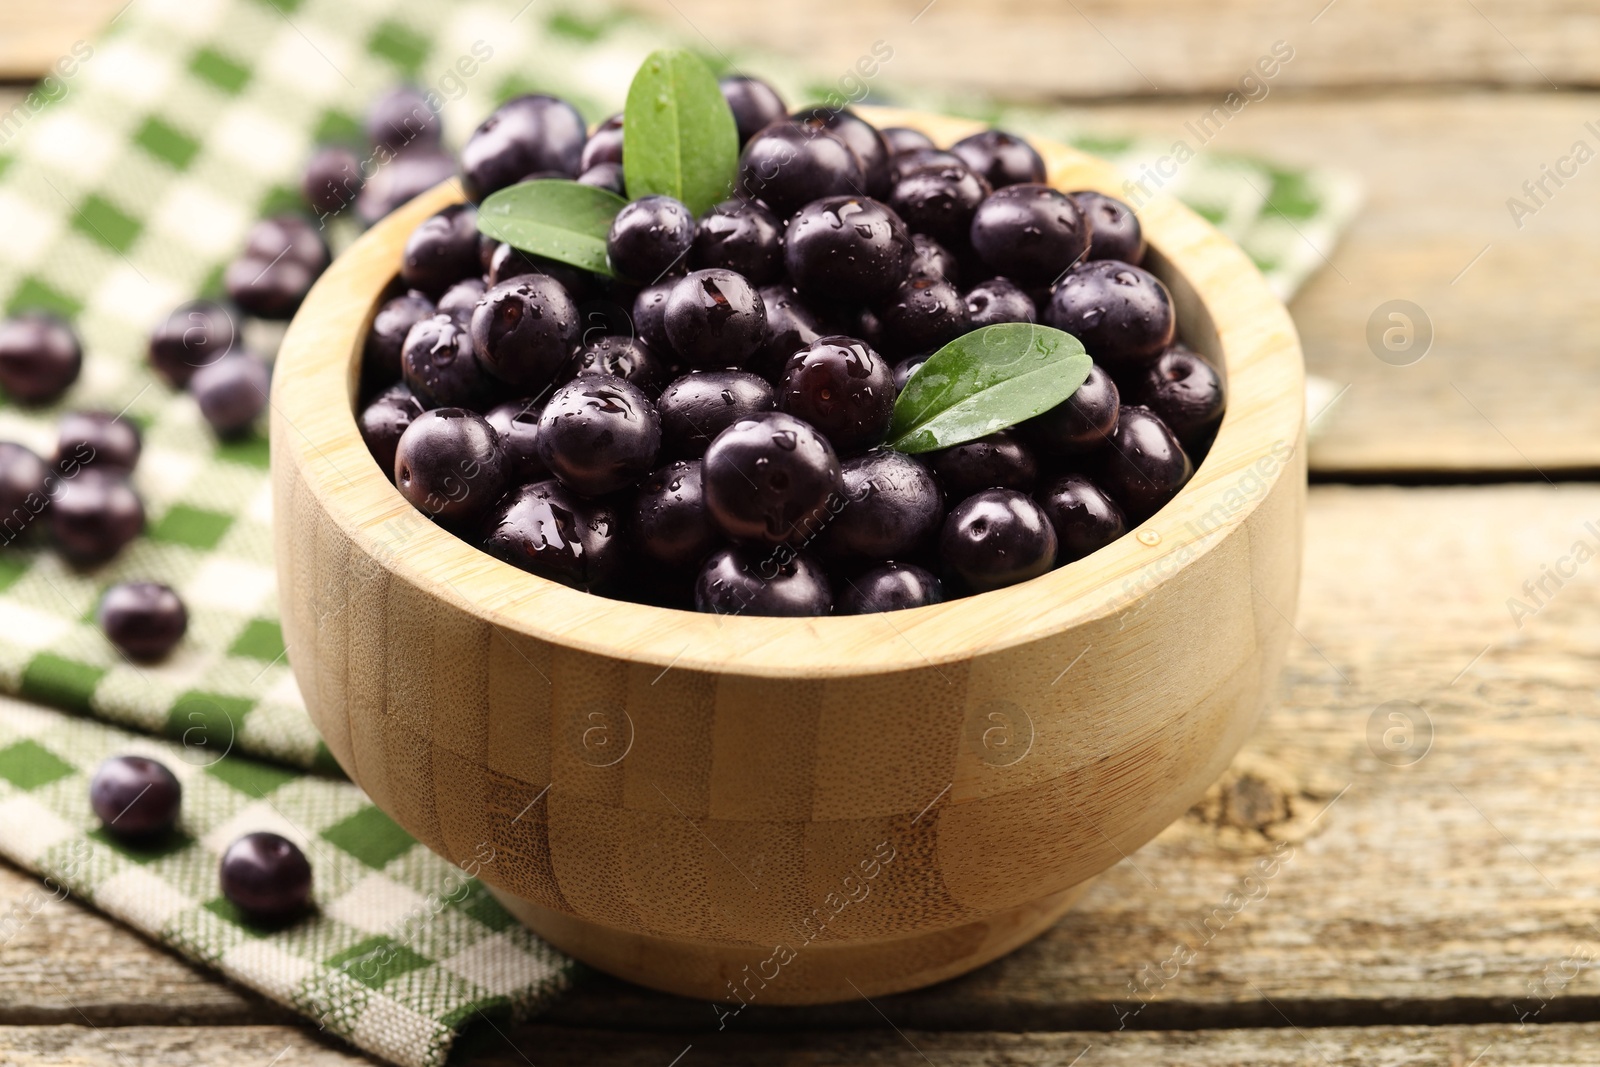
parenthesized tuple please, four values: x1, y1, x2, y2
(475, 179, 626, 277)
(888, 324, 1093, 454)
(623, 49, 740, 216)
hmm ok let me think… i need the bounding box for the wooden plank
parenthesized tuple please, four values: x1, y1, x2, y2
(5, 485, 1600, 1031)
(0, 3, 111, 81)
(3, 0, 1600, 95)
(1062, 91, 1600, 475)
(4, 1022, 1600, 1066)
(621, 0, 1600, 98)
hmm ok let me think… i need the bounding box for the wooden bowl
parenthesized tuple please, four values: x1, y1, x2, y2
(271, 106, 1305, 1004)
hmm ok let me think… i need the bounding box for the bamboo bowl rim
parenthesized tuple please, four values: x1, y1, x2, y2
(272, 105, 1304, 679)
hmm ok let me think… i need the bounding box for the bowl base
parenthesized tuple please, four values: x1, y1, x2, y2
(487, 880, 1093, 1005)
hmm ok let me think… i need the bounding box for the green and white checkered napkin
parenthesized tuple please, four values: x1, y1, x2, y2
(0, 0, 1361, 1062)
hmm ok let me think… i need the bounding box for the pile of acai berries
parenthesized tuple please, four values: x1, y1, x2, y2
(358, 72, 1225, 617)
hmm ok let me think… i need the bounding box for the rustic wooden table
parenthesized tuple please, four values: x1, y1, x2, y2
(3, 2, 1599, 1063)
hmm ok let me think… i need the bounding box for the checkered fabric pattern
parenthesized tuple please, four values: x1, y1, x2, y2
(0, 0, 1360, 1062)
(0, 692, 568, 1067)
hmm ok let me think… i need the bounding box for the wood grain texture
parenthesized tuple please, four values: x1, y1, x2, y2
(621, 0, 1600, 98)
(5, 486, 1600, 1034)
(5, 0, 1600, 94)
(10, 1021, 1600, 1066)
(1065, 91, 1600, 475)
(270, 111, 1306, 1002)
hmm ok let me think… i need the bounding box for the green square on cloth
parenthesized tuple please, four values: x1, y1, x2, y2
(0, 0, 1362, 1062)
(0, 694, 568, 1067)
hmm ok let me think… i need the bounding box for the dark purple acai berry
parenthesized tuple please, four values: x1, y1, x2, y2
(537, 374, 661, 497)
(50, 468, 144, 565)
(220, 832, 313, 923)
(737, 122, 864, 220)
(749, 284, 825, 383)
(460, 94, 588, 198)
(437, 278, 486, 325)
(363, 291, 433, 387)
(779, 336, 897, 455)
(359, 383, 425, 478)
(839, 561, 944, 614)
(875, 275, 969, 357)
(607, 195, 696, 284)
(632, 281, 674, 352)
(1072, 190, 1146, 265)
(356, 150, 456, 225)
(658, 370, 776, 459)
(694, 546, 833, 617)
(481, 478, 626, 592)
(98, 581, 187, 661)
(881, 126, 936, 154)
(580, 113, 625, 171)
(907, 234, 959, 284)
(0, 443, 49, 538)
(55, 411, 139, 473)
(149, 300, 236, 389)
(90, 755, 181, 838)
(577, 162, 626, 196)
(886, 148, 966, 187)
(632, 459, 719, 568)
(301, 144, 362, 217)
(190, 353, 270, 436)
(401, 204, 481, 298)
(822, 450, 942, 562)
(367, 85, 441, 154)
(929, 430, 1039, 500)
(950, 129, 1047, 189)
(785, 196, 911, 305)
(1035, 473, 1127, 563)
(225, 216, 329, 319)
(1129, 344, 1226, 454)
(565, 334, 669, 397)
(393, 408, 506, 526)
(1047, 260, 1175, 374)
(664, 269, 768, 369)
(483, 398, 547, 484)
(720, 75, 788, 145)
(691, 199, 784, 284)
(469, 274, 580, 392)
(1020, 362, 1119, 457)
(891, 354, 927, 392)
(401, 315, 489, 409)
(969, 184, 1089, 290)
(703, 411, 842, 545)
(793, 107, 892, 198)
(940, 489, 1057, 593)
(964, 278, 1036, 328)
(1094, 405, 1193, 522)
(888, 159, 990, 251)
(485, 245, 597, 303)
(0, 313, 81, 404)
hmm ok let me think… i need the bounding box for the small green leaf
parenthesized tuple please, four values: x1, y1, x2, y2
(475, 179, 626, 277)
(623, 49, 740, 216)
(888, 324, 1093, 454)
